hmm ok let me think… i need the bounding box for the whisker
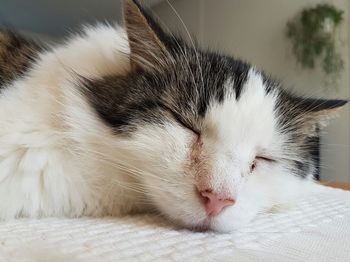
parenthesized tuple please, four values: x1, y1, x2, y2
(164, 0, 205, 91)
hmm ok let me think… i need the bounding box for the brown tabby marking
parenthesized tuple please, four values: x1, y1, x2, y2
(0, 30, 41, 86)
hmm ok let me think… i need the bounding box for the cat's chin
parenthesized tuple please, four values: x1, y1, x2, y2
(169, 209, 257, 233)
(208, 216, 253, 233)
(207, 213, 255, 233)
(183, 216, 254, 233)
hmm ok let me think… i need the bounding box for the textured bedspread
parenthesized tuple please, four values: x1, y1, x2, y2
(1, 185, 349, 262)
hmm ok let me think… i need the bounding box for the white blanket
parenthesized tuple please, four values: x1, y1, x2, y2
(1, 185, 349, 262)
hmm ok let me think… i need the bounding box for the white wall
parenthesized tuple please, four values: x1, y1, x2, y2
(154, 0, 350, 182)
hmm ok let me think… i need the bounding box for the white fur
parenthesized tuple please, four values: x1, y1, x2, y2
(0, 25, 313, 232)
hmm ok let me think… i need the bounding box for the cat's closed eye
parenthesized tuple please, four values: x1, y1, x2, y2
(250, 156, 275, 172)
(162, 104, 200, 137)
(256, 156, 275, 163)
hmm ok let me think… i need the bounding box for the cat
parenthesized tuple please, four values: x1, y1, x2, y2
(0, 0, 346, 232)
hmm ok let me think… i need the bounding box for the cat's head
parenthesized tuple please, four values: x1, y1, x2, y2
(83, 0, 347, 232)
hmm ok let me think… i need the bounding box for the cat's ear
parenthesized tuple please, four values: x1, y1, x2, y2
(123, 0, 170, 72)
(295, 98, 347, 136)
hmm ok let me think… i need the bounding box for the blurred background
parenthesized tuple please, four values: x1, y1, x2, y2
(1, 0, 349, 183)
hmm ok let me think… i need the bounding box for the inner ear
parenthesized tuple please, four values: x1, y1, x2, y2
(123, 0, 170, 72)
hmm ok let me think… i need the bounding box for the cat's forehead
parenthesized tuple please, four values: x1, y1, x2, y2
(203, 69, 279, 148)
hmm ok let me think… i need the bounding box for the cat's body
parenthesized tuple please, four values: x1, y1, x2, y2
(0, 1, 346, 232)
(0, 25, 144, 219)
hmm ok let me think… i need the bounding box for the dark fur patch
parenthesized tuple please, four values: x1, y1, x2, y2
(0, 30, 42, 87)
(85, 2, 250, 131)
(83, 46, 251, 134)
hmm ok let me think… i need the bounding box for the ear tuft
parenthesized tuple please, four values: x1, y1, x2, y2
(298, 98, 347, 112)
(295, 97, 347, 136)
(123, 0, 170, 72)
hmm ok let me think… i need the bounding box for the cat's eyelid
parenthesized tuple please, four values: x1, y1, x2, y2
(159, 103, 200, 135)
(256, 156, 276, 162)
(172, 112, 199, 135)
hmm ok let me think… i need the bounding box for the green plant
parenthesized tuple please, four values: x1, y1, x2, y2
(286, 4, 344, 87)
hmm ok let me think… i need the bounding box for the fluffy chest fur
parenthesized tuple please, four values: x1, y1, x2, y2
(0, 0, 346, 232)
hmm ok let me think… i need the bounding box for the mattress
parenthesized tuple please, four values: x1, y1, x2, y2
(0, 184, 349, 262)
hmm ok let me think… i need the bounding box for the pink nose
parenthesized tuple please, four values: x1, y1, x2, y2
(200, 190, 235, 216)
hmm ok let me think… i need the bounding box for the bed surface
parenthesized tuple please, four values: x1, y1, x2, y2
(1, 184, 349, 262)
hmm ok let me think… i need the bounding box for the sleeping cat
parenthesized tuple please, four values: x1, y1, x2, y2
(0, 0, 346, 232)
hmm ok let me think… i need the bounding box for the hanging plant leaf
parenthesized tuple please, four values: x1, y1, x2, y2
(286, 4, 344, 88)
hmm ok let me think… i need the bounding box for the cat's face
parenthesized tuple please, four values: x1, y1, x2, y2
(84, 0, 346, 232)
